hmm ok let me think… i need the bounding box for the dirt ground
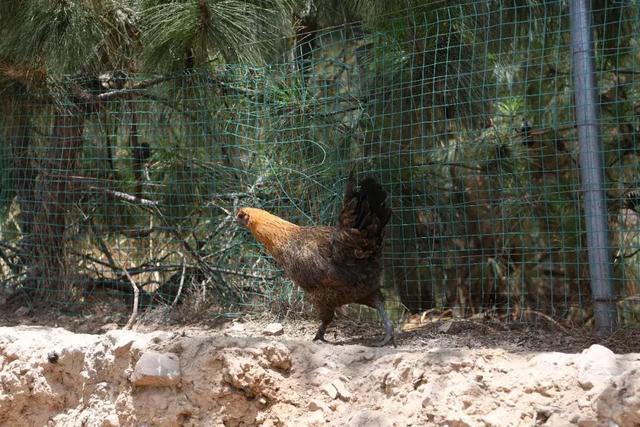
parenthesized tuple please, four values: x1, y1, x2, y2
(0, 305, 639, 427)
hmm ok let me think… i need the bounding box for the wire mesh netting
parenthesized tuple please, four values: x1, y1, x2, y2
(1, 1, 639, 326)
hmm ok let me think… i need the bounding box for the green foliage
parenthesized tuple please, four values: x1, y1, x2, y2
(0, 0, 136, 74)
(0, 136, 13, 219)
(139, 0, 295, 70)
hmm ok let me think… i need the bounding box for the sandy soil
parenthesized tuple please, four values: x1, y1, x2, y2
(0, 307, 639, 427)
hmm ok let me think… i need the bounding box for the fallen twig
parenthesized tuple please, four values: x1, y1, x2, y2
(171, 256, 187, 308)
(522, 309, 571, 335)
(123, 267, 140, 330)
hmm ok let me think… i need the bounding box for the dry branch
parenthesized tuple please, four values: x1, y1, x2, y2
(123, 267, 140, 330)
(171, 256, 187, 308)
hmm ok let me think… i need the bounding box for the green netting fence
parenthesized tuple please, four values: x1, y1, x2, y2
(1, 1, 639, 327)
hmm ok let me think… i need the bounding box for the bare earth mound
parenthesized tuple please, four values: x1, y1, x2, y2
(0, 321, 639, 426)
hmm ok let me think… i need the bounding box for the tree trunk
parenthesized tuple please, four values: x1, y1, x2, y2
(129, 110, 148, 197)
(10, 111, 37, 236)
(29, 108, 86, 296)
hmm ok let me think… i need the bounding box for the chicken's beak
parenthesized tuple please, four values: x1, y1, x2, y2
(236, 210, 249, 226)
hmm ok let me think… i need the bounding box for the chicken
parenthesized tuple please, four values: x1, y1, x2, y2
(236, 176, 395, 346)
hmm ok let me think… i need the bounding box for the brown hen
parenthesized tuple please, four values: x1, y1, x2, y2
(237, 176, 394, 346)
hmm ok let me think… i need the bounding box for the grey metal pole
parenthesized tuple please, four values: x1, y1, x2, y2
(569, 0, 617, 334)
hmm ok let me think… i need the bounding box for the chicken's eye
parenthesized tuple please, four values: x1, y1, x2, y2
(237, 211, 250, 225)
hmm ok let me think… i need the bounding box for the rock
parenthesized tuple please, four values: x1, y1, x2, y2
(47, 351, 59, 363)
(219, 348, 286, 400)
(55, 346, 86, 370)
(577, 344, 617, 392)
(14, 306, 30, 316)
(524, 380, 555, 397)
(332, 378, 352, 401)
(441, 415, 473, 427)
(482, 407, 519, 426)
(308, 400, 325, 411)
(594, 368, 640, 427)
(310, 366, 332, 386)
(349, 410, 392, 427)
(260, 419, 278, 427)
(131, 351, 181, 387)
(262, 323, 284, 336)
(572, 415, 599, 427)
(230, 323, 245, 333)
(106, 330, 140, 357)
(544, 413, 574, 427)
(381, 371, 402, 395)
(399, 390, 423, 418)
(321, 382, 338, 399)
(99, 323, 119, 333)
(438, 320, 453, 333)
(306, 411, 325, 426)
(420, 381, 438, 407)
(325, 359, 346, 369)
(102, 414, 120, 427)
(411, 368, 426, 388)
(260, 342, 292, 371)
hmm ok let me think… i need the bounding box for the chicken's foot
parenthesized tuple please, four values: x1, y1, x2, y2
(374, 300, 396, 347)
(312, 331, 328, 343)
(312, 317, 332, 343)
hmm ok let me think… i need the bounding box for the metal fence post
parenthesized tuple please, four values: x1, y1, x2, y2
(569, 0, 617, 334)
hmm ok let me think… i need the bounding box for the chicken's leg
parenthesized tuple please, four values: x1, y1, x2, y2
(313, 309, 334, 343)
(313, 323, 329, 342)
(374, 299, 396, 347)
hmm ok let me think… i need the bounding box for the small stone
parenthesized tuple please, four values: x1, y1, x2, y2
(47, 351, 59, 364)
(14, 306, 30, 316)
(438, 320, 453, 333)
(574, 416, 599, 427)
(441, 415, 472, 427)
(263, 323, 284, 336)
(308, 400, 325, 411)
(325, 360, 340, 369)
(332, 379, 352, 401)
(321, 382, 338, 399)
(131, 351, 181, 387)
